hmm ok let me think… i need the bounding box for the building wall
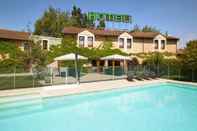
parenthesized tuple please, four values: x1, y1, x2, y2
(30, 35, 62, 50)
(64, 32, 178, 54)
(0, 38, 30, 51)
(166, 39, 178, 53)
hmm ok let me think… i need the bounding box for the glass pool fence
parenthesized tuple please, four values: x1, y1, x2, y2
(0, 65, 196, 90)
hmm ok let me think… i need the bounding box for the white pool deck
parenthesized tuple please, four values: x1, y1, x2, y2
(0, 79, 196, 100)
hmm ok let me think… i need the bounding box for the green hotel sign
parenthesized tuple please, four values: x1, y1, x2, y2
(87, 12, 132, 23)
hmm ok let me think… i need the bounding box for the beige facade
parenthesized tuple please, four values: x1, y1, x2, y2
(30, 35, 62, 51)
(64, 29, 179, 54)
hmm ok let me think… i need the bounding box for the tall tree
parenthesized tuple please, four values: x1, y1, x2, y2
(142, 25, 160, 32)
(71, 5, 94, 28)
(71, 5, 83, 27)
(97, 19, 106, 29)
(34, 6, 71, 37)
(132, 24, 141, 32)
(180, 40, 197, 70)
(22, 42, 48, 71)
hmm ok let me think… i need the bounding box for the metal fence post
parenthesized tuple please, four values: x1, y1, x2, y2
(50, 67, 53, 86)
(65, 67, 68, 84)
(168, 63, 170, 79)
(13, 67, 16, 89)
(178, 69, 181, 80)
(192, 69, 194, 82)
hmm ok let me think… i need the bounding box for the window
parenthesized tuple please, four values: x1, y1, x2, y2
(161, 40, 165, 49)
(154, 40, 159, 49)
(43, 40, 48, 50)
(79, 36, 85, 47)
(23, 43, 29, 51)
(87, 36, 93, 47)
(127, 39, 132, 48)
(119, 38, 124, 48)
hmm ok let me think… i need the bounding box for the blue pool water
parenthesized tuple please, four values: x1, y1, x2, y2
(0, 82, 197, 131)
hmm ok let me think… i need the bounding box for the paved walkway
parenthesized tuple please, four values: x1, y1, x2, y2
(0, 79, 196, 99)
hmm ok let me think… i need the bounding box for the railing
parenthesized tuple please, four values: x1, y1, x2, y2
(0, 65, 196, 90)
(0, 66, 127, 90)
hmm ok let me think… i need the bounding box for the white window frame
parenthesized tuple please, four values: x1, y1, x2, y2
(161, 40, 166, 50)
(87, 36, 94, 47)
(153, 35, 167, 51)
(118, 38, 125, 48)
(127, 38, 132, 49)
(77, 30, 95, 48)
(78, 35, 85, 47)
(118, 32, 133, 50)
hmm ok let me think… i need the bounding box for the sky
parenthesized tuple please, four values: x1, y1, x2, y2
(0, 0, 197, 48)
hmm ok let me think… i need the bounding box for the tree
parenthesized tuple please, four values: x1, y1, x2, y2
(71, 5, 83, 27)
(81, 14, 95, 28)
(97, 19, 106, 29)
(132, 24, 141, 32)
(70, 5, 95, 28)
(34, 6, 95, 37)
(48, 39, 127, 63)
(21, 42, 48, 71)
(179, 40, 197, 70)
(143, 52, 164, 75)
(0, 41, 24, 73)
(34, 6, 71, 37)
(142, 25, 160, 32)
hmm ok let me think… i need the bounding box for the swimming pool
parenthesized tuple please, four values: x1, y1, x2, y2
(0, 82, 197, 131)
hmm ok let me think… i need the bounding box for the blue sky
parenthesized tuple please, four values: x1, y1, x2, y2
(0, 0, 197, 47)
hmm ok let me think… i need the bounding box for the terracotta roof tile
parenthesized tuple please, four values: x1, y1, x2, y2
(130, 31, 159, 38)
(0, 29, 30, 41)
(63, 27, 179, 40)
(63, 27, 123, 36)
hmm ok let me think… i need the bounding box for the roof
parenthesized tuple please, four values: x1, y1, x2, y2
(54, 53, 88, 61)
(63, 27, 122, 37)
(0, 29, 30, 41)
(63, 27, 179, 40)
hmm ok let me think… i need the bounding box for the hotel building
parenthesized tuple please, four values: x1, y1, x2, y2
(63, 27, 179, 54)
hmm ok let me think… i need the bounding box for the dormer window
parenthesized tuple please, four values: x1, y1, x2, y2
(118, 32, 133, 50)
(78, 30, 95, 48)
(127, 39, 132, 48)
(119, 38, 124, 48)
(87, 36, 93, 47)
(79, 36, 85, 47)
(161, 40, 165, 49)
(154, 40, 159, 49)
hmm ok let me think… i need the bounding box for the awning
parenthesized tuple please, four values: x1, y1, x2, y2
(100, 54, 132, 61)
(54, 53, 88, 61)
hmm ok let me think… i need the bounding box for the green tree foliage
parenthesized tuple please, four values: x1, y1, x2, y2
(132, 24, 141, 32)
(70, 5, 95, 28)
(179, 40, 197, 70)
(48, 38, 127, 63)
(0, 41, 47, 72)
(22, 42, 48, 71)
(34, 6, 95, 37)
(34, 6, 71, 37)
(143, 52, 164, 66)
(0, 41, 27, 72)
(0, 41, 21, 59)
(142, 25, 160, 32)
(97, 19, 106, 29)
(131, 25, 160, 33)
(130, 57, 139, 66)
